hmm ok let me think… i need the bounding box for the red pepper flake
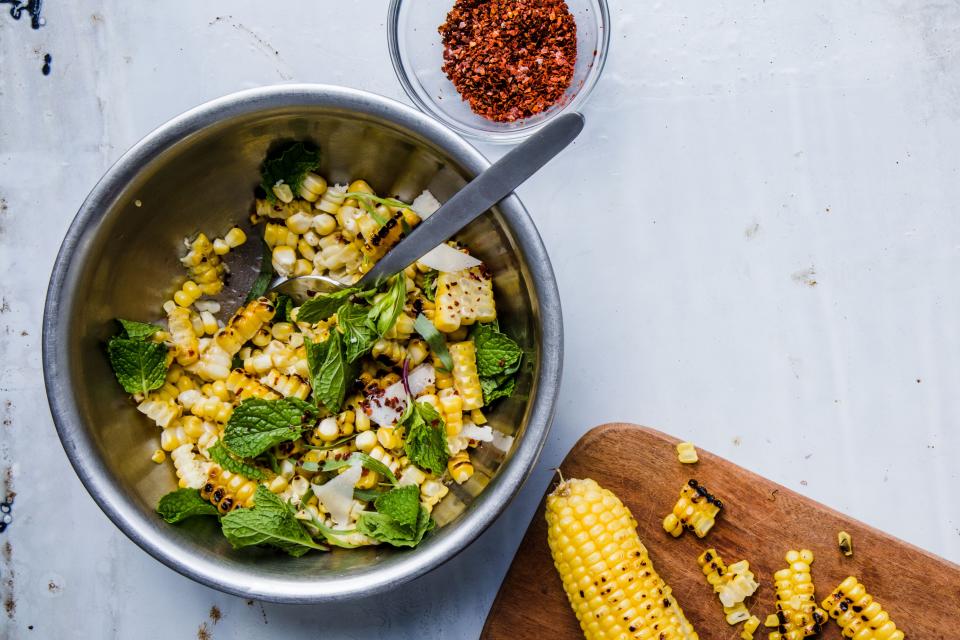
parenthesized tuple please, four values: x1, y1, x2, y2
(439, 0, 577, 122)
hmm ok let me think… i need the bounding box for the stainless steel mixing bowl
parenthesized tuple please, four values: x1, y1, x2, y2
(42, 85, 562, 603)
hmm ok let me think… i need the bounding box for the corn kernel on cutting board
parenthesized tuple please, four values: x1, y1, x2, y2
(482, 424, 960, 639)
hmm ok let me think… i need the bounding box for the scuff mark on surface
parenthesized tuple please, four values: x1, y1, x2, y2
(2, 534, 13, 619)
(744, 222, 760, 239)
(209, 605, 221, 624)
(0, 299, 10, 313)
(197, 622, 211, 640)
(208, 16, 292, 80)
(791, 266, 818, 287)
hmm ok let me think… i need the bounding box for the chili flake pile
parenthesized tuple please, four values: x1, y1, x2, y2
(439, 0, 578, 123)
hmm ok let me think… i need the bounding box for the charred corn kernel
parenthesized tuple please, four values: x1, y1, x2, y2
(355, 409, 371, 432)
(376, 426, 402, 450)
(313, 212, 337, 236)
(293, 258, 312, 276)
(256, 197, 311, 221)
(821, 577, 903, 640)
(299, 172, 327, 201)
(697, 549, 759, 608)
(316, 183, 347, 214)
(272, 182, 294, 203)
(191, 298, 274, 381)
(676, 442, 698, 464)
(434, 354, 454, 389)
(270, 322, 294, 342)
(226, 368, 279, 400)
(742, 616, 760, 639)
(546, 477, 699, 640)
(724, 602, 750, 625)
(449, 341, 483, 410)
(420, 478, 448, 509)
(470, 408, 487, 425)
(447, 451, 474, 484)
(355, 430, 378, 453)
(316, 417, 340, 443)
(770, 549, 827, 639)
(663, 479, 722, 538)
(252, 327, 272, 347)
(178, 389, 233, 423)
(369, 445, 400, 475)
(213, 238, 230, 255)
(180, 234, 225, 295)
(151, 449, 166, 464)
(224, 227, 246, 248)
(372, 338, 406, 365)
(264, 222, 298, 248)
(433, 264, 496, 332)
(209, 380, 230, 401)
(837, 531, 853, 557)
(259, 370, 310, 400)
(399, 338, 428, 367)
(286, 211, 314, 234)
(199, 311, 218, 336)
(272, 245, 297, 277)
(438, 388, 464, 437)
(167, 306, 200, 366)
(137, 397, 181, 429)
(361, 207, 420, 262)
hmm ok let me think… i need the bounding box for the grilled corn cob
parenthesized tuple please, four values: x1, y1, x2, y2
(449, 341, 483, 410)
(546, 477, 699, 640)
(433, 265, 496, 332)
(821, 576, 903, 640)
(770, 549, 827, 639)
(663, 479, 722, 538)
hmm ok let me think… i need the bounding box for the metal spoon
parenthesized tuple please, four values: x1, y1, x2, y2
(269, 112, 585, 302)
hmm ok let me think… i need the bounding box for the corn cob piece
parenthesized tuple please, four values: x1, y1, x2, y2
(837, 531, 853, 557)
(433, 265, 496, 333)
(742, 616, 760, 640)
(180, 233, 225, 295)
(447, 451, 474, 484)
(360, 207, 420, 262)
(449, 341, 483, 410)
(821, 576, 903, 640)
(225, 368, 280, 400)
(770, 549, 827, 639)
(546, 477, 699, 640)
(697, 549, 759, 608)
(676, 442, 698, 464)
(663, 479, 723, 538)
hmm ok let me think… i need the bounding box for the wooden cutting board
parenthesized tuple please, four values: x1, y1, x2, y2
(482, 424, 960, 639)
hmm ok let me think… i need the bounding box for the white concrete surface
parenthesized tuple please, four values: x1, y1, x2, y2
(2, 1, 959, 637)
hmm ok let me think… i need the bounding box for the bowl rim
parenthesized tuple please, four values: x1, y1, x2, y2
(41, 84, 563, 603)
(386, 0, 611, 143)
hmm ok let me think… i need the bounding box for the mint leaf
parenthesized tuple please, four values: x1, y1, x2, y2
(368, 275, 406, 336)
(220, 486, 326, 556)
(208, 441, 266, 480)
(374, 485, 421, 532)
(117, 318, 161, 340)
(260, 142, 322, 202)
(421, 270, 437, 302)
(403, 402, 448, 476)
(222, 398, 313, 458)
(337, 302, 378, 362)
(473, 324, 523, 378)
(245, 240, 274, 303)
(356, 505, 435, 548)
(107, 337, 168, 395)
(305, 333, 353, 412)
(413, 313, 452, 371)
(156, 488, 219, 523)
(481, 373, 517, 405)
(297, 287, 359, 324)
(273, 294, 294, 323)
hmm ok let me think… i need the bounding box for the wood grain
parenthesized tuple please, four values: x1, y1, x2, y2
(482, 424, 960, 639)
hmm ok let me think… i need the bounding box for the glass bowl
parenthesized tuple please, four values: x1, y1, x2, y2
(388, 0, 610, 143)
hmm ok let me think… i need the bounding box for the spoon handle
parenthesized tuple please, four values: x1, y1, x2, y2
(355, 112, 585, 287)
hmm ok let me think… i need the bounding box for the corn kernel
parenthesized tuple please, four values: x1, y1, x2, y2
(151, 449, 166, 464)
(313, 212, 337, 236)
(272, 245, 297, 277)
(676, 441, 698, 464)
(213, 238, 230, 255)
(356, 430, 377, 452)
(224, 227, 247, 248)
(286, 211, 314, 234)
(272, 183, 294, 203)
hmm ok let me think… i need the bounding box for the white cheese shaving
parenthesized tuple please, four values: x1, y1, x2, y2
(411, 190, 441, 218)
(311, 462, 362, 528)
(365, 363, 435, 427)
(417, 243, 482, 273)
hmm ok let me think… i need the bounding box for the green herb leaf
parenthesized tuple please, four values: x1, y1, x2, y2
(117, 318, 162, 340)
(245, 240, 275, 303)
(413, 313, 452, 371)
(473, 323, 523, 378)
(222, 398, 314, 458)
(304, 517, 364, 549)
(480, 373, 517, 405)
(337, 302, 378, 363)
(356, 505, 435, 548)
(273, 294, 294, 323)
(322, 452, 398, 486)
(297, 287, 360, 324)
(353, 488, 385, 502)
(260, 142, 322, 202)
(220, 486, 327, 556)
(368, 275, 406, 336)
(107, 337, 169, 395)
(208, 441, 267, 480)
(305, 333, 353, 413)
(421, 270, 438, 302)
(156, 488, 219, 523)
(403, 402, 448, 476)
(374, 485, 421, 532)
